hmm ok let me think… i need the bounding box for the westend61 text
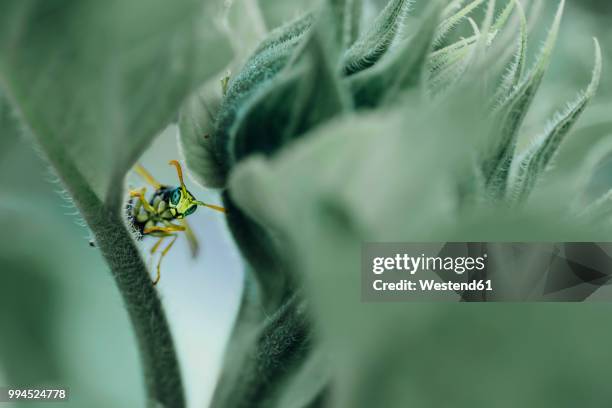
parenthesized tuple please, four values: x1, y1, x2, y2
(373, 279, 493, 292)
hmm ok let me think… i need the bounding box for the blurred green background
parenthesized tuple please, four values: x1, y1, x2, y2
(1, 1, 612, 407)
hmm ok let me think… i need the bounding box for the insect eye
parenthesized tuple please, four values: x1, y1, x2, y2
(170, 189, 181, 205)
(184, 205, 197, 216)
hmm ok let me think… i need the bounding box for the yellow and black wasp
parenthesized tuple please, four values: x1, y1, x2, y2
(127, 160, 225, 285)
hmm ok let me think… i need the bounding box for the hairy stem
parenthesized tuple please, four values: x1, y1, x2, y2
(85, 200, 185, 408)
(3, 83, 185, 407)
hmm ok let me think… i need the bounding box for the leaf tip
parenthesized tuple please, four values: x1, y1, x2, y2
(584, 37, 603, 98)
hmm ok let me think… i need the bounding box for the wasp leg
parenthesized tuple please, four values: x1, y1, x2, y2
(153, 234, 179, 285)
(134, 164, 162, 190)
(145, 236, 164, 274)
(150, 236, 166, 254)
(180, 219, 199, 257)
(129, 188, 156, 214)
(143, 224, 186, 234)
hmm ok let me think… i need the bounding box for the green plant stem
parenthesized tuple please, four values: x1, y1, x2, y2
(4, 82, 185, 407)
(84, 202, 185, 408)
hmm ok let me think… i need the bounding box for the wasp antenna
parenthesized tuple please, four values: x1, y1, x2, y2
(169, 160, 187, 193)
(195, 201, 226, 213)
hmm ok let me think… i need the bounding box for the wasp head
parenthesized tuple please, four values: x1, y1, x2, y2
(167, 160, 226, 218)
(168, 186, 198, 219)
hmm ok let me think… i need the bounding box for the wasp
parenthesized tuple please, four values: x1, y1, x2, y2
(127, 160, 225, 285)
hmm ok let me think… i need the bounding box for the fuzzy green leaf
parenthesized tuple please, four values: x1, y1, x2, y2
(325, 0, 363, 50)
(343, 0, 363, 49)
(222, 191, 289, 308)
(229, 10, 350, 165)
(0, 0, 232, 208)
(467, 0, 497, 73)
(211, 292, 319, 408)
(509, 39, 603, 203)
(271, 347, 330, 408)
(428, 34, 478, 75)
(434, 0, 486, 46)
(227, 91, 611, 407)
(342, 0, 414, 75)
(436, 0, 498, 98)
(252, 13, 315, 56)
(178, 84, 226, 188)
(348, 1, 442, 107)
(225, 102, 483, 408)
(222, 2, 350, 307)
(492, 0, 528, 104)
(229, 67, 306, 162)
(180, 13, 314, 188)
(442, 0, 468, 18)
(428, 0, 517, 96)
(483, 0, 565, 198)
(428, 22, 479, 97)
(212, 16, 312, 180)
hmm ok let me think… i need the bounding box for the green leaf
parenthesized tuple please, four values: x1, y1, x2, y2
(549, 104, 612, 175)
(465, 0, 497, 75)
(483, 0, 565, 198)
(491, 0, 527, 104)
(452, 0, 519, 103)
(211, 292, 318, 408)
(343, 0, 363, 49)
(325, 0, 363, 50)
(442, 0, 468, 18)
(509, 39, 602, 203)
(489, 0, 520, 33)
(229, 67, 307, 162)
(223, 0, 350, 306)
(428, 34, 477, 75)
(226, 92, 612, 407)
(342, 0, 414, 75)
(222, 191, 290, 309)
(225, 101, 484, 407)
(434, 0, 486, 46)
(211, 16, 312, 181)
(0, 1, 232, 406)
(0, 0, 232, 207)
(427, 20, 479, 97)
(348, 1, 442, 107)
(428, 0, 517, 97)
(190, 11, 352, 407)
(252, 12, 315, 56)
(179, 84, 226, 188)
(271, 347, 330, 408)
(228, 94, 486, 250)
(179, 13, 314, 188)
(229, 10, 350, 165)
